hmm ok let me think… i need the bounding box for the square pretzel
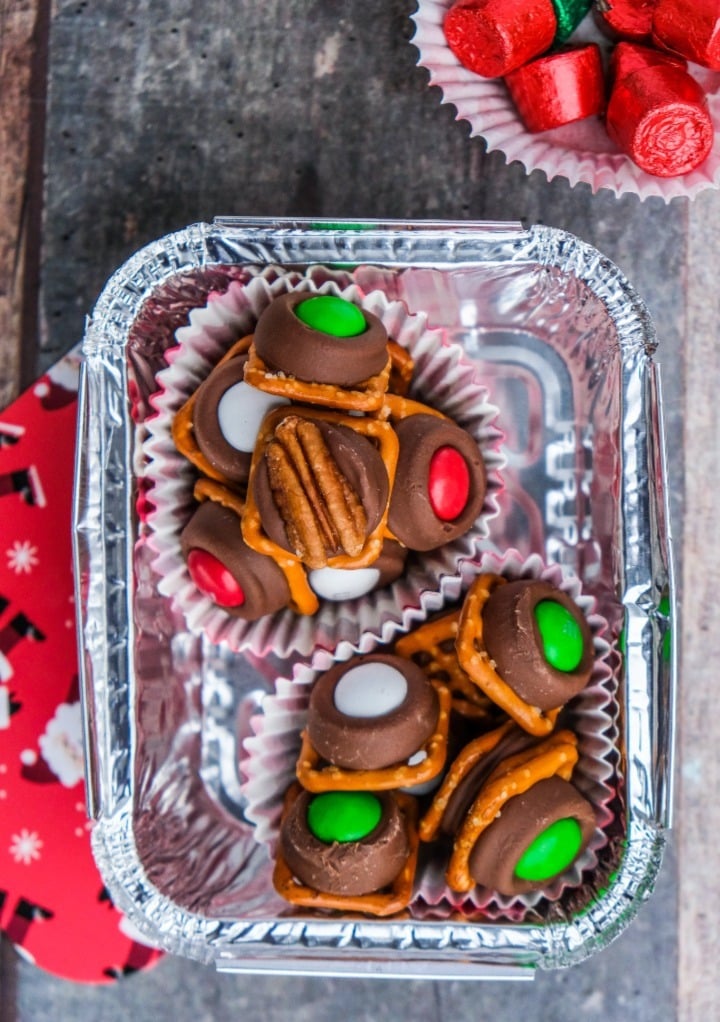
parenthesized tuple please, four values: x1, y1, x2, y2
(244, 343, 392, 413)
(272, 785, 420, 917)
(295, 681, 452, 792)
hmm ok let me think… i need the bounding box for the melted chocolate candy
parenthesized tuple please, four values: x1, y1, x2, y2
(280, 789, 410, 896)
(307, 653, 439, 771)
(180, 500, 290, 619)
(253, 291, 389, 387)
(192, 352, 289, 486)
(388, 414, 487, 551)
(253, 416, 390, 560)
(467, 776, 596, 896)
(481, 579, 594, 711)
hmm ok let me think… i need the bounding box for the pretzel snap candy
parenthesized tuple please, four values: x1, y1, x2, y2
(242, 406, 399, 572)
(244, 291, 396, 412)
(171, 335, 260, 486)
(418, 719, 517, 843)
(273, 784, 419, 916)
(296, 662, 452, 792)
(456, 573, 593, 735)
(419, 725, 584, 893)
(189, 479, 318, 615)
(179, 492, 295, 619)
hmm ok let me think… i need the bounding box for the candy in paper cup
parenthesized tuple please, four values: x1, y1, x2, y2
(411, 0, 720, 201)
(241, 549, 619, 921)
(141, 267, 504, 658)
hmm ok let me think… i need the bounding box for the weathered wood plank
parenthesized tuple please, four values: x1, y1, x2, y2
(0, 0, 47, 405)
(679, 190, 720, 1022)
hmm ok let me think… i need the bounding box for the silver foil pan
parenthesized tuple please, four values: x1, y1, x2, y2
(73, 219, 674, 978)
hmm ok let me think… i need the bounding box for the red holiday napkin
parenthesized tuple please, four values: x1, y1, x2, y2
(0, 349, 162, 982)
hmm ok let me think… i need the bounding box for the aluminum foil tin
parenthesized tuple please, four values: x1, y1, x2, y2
(73, 219, 675, 978)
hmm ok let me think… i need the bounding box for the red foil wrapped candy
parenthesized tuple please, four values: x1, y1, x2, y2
(653, 0, 720, 71)
(593, 0, 656, 43)
(505, 44, 605, 132)
(443, 0, 557, 78)
(606, 62, 714, 176)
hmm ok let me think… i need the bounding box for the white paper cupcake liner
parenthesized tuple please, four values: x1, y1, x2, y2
(241, 548, 619, 922)
(141, 266, 504, 658)
(412, 0, 720, 201)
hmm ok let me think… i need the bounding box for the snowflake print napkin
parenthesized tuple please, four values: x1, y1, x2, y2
(0, 348, 162, 982)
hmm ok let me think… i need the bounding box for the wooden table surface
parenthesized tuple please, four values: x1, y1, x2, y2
(1, 2, 718, 1019)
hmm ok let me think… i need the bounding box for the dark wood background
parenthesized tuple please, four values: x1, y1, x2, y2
(3, 1, 719, 1018)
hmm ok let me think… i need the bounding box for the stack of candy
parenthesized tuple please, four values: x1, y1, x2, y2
(269, 567, 609, 916)
(170, 290, 490, 622)
(442, 0, 717, 176)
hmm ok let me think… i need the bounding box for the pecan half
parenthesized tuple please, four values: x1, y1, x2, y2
(264, 416, 368, 569)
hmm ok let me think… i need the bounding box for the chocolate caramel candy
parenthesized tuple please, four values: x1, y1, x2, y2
(180, 499, 290, 619)
(252, 292, 389, 387)
(467, 775, 596, 896)
(253, 415, 390, 569)
(388, 414, 487, 551)
(191, 351, 290, 487)
(481, 578, 594, 711)
(279, 789, 411, 897)
(306, 653, 440, 771)
(593, 0, 655, 43)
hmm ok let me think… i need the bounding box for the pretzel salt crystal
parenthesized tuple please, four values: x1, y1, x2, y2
(295, 681, 452, 793)
(272, 784, 419, 917)
(456, 573, 562, 736)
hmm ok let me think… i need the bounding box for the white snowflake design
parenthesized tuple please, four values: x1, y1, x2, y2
(6, 540, 39, 575)
(9, 828, 43, 865)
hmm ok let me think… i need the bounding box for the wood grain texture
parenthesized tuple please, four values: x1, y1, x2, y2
(680, 190, 720, 1022)
(0, 0, 36, 405)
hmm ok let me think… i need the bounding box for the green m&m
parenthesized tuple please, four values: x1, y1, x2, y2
(295, 295, 367, 338)
(534, 599, 584, 672)
(514, 817, 583, 883)
(307, 791, 382, 844)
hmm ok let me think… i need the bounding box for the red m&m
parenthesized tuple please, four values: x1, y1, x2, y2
(187, 548, 245, 607)
(428, 446, 471, 521)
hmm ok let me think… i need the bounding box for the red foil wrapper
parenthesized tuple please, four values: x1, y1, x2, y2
(609, 40, 686, 88)
(593, 0, 656, 43)
(443, 0, 557, 78)
(653, 0, 720, 71)
(606, 63, 714, 176)
(505, 44, 605, 132)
